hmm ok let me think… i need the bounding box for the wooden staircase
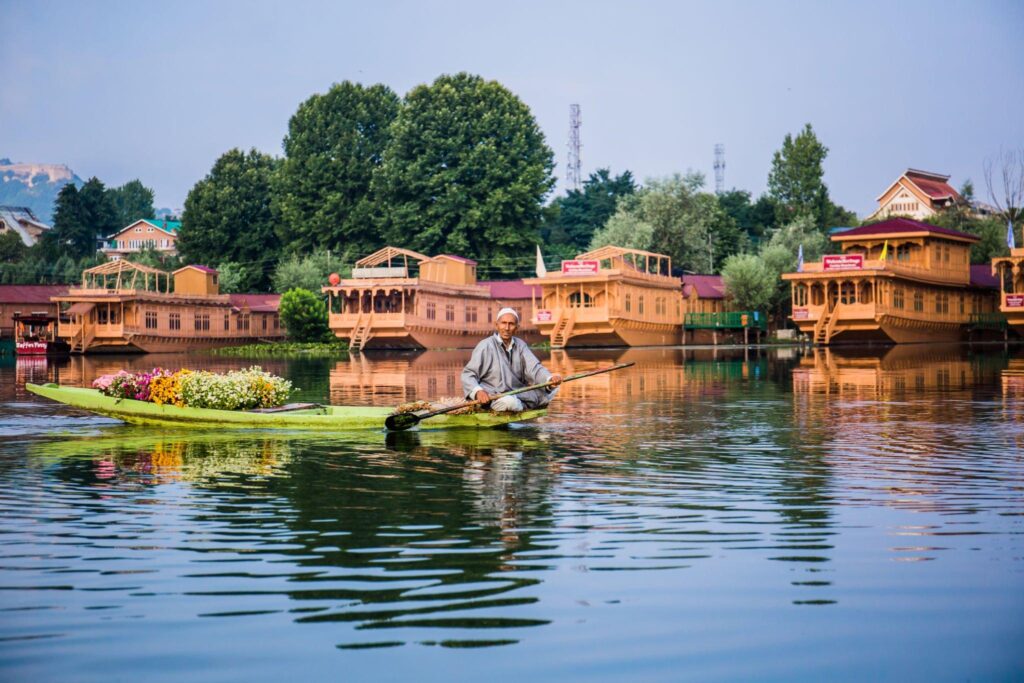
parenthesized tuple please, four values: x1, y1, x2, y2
(349, 314, 374, 353)
(551, 311, 574, 348)
(813, 306, 839, 345)
(70, 325, 95, 354)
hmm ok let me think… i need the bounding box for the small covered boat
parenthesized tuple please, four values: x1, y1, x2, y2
(25, 383, 545, 431)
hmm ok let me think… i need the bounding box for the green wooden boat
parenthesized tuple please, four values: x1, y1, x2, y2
(25, 383, 546, 431)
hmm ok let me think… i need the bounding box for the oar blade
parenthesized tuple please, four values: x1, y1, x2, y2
(384, 411, 421, 431)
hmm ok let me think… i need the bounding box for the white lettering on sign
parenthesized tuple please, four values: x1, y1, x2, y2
(561, 260, 599, 275)
(822, 254, 864, 271)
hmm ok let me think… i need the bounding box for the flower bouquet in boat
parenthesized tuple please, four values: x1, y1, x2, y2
(92, 367, 292, 411)
(26, 365, 549, 431)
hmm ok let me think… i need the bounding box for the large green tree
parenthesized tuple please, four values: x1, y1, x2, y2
(373, 73, 555, 277)
(48, 183, 94, 259)
(589, 173, 744, 273)
(768, 123, 830, 227)
(279, 288, 332, 342)
(274, 82, 400, 254)
(178, 148, 280, 290)
(543, 168, 637, 255)
(108, 179, 155, 228)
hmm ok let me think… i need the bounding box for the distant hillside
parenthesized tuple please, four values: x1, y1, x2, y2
(0, 158, 82, 223)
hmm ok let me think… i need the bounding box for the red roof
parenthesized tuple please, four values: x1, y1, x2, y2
(834, 218, 977, 242)
(436, 254, 477, 265)
(969, 265, 998, 289)
(681, 274, 725, 299)
(0, 284, 69, 304)
(906, 171, 960, 201)
(480, 279, 535, 299)
(186, 265, 219, 274)
(228, 293, 280, 313)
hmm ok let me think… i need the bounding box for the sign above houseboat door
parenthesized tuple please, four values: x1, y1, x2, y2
(1006, 294, 1024, 308)
(822, 254, 864, 271)
(561, 260, 599, 275)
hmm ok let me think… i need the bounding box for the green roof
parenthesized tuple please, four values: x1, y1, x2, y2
(143, 219, 180, 233)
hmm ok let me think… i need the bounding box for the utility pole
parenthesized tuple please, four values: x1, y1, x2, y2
(713, 143, 725, 195)
(567, 104, 582, 192)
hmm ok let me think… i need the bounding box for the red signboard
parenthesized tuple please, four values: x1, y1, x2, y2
(561, 259, 599, 275)
(536, 309, 553, 322)
(822, 254, 864, 271)
(792, 308, 809, 320)
(16, 341, 49, 355)
(1006, 294, 1024, 308)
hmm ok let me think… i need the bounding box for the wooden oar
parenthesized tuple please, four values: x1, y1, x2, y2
(384, 362, 635, 431)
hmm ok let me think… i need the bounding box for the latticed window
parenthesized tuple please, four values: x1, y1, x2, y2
(893, 288, 904, 309)
(169, 313, 181, 330)
(569, 292, 592, 307)
(145, 311, 158, 329)
(638, 296, 645, 314)
(913, 291, 924, 312)
(625, 294, 631, 312)
(445, 304, 455, 322)
(840, 281, 856, 305)
(465, 306, 477, 323)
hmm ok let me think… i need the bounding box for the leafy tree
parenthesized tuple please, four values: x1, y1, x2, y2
(279, 288, 332, 342)
(49, 183, 94, 259)
(108, 179, 155, 227)
(589, 199, 655, 252)
(131, 246, 181, 272)
(78, 177, 119, 243)
(768, 123, 837, 230)
(216, 262, 261, 293)
(765, 124, 858, 232)
(0, 231, 26, 263)
(590, 173, 743, 273)
(178, 148, 280, 289)
(543, 168, 637, 252)
(720, 253, 776, 311)
(272, 249, 344, 293)
(274, 82, 401, 255)
(374, 72, 555, 277)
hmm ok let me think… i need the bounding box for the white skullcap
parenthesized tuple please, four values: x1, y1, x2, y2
(496, 307, 519, 322)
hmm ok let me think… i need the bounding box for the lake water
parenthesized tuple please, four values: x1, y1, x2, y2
(1, 345, 1022, 682)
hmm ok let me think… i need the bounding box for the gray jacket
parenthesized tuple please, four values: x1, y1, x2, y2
(461, 334, 554, 408)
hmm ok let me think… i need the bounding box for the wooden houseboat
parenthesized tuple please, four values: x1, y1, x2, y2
(0, 285, 68, 339)
(991, 246, 1024, 336)
(324, 246, 541, 351)
(54, 261, 284, 353)
(523, 246, 683, 348)
(781, 218, 999, 345)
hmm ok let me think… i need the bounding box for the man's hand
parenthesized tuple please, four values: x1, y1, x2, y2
(547, 374, 562, 387)
(474, 389, 491, 404)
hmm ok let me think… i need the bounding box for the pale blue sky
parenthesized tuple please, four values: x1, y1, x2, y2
(2, 0, 1022, 217)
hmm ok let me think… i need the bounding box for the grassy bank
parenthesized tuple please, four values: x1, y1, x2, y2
(210, 341, 349, 358)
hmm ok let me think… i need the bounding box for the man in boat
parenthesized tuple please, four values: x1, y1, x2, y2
(461, 307, 562, 412)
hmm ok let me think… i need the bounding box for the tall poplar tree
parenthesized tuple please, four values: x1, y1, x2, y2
(373, 73, 555, 277)
(274, 82, 400, 254)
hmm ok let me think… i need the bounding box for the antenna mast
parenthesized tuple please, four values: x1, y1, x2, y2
(713, 143, 725, 194)
(567, 104, 582, 192)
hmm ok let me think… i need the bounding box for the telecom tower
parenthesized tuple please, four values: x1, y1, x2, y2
(713, 144, 725, 194)
(567, 104, 582, 192)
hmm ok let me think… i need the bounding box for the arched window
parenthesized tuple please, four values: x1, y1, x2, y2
(811, 283, 824, 306)
(569, 291, 593, 308)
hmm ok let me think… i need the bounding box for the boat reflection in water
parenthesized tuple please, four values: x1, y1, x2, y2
(28, 425, 560, 649)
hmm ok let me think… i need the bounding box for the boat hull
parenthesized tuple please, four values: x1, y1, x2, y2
(25, 383, 546, 431)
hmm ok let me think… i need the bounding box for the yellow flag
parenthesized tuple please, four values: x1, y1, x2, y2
(880, 240, 888, 260)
